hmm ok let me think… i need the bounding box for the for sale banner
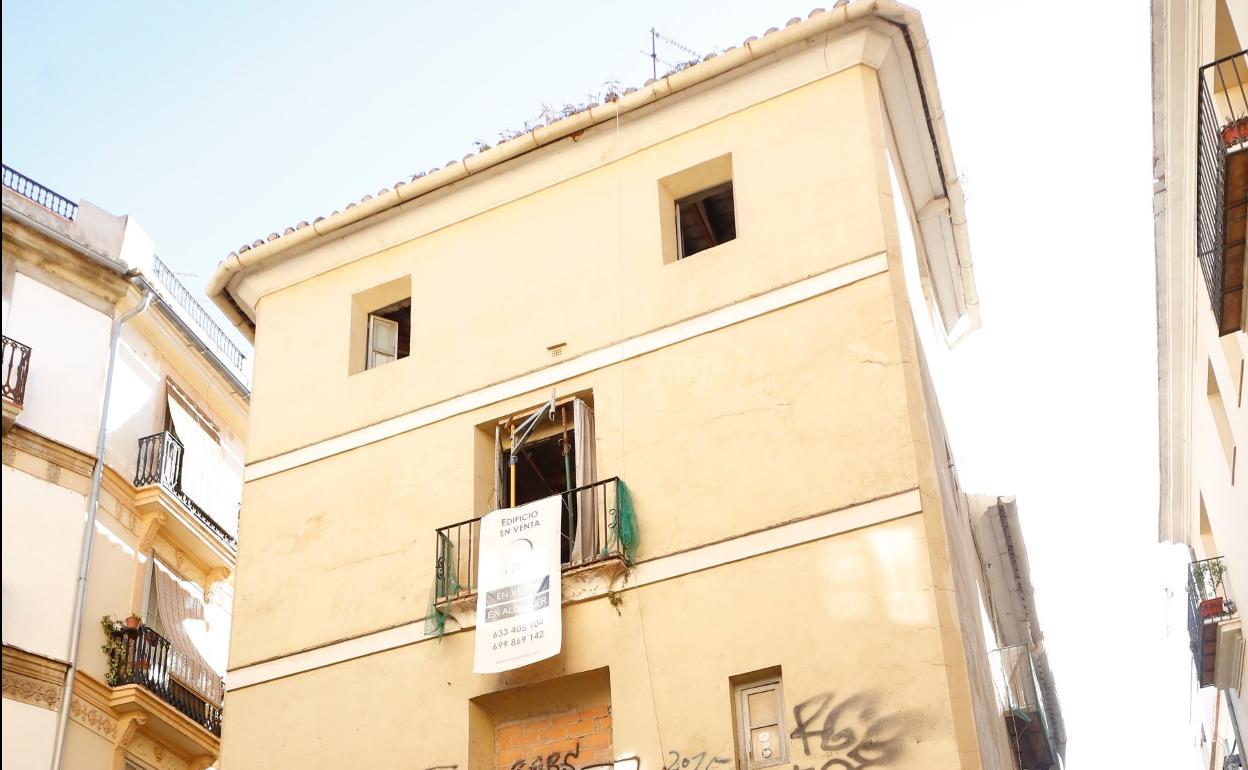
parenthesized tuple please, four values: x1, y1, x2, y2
(473, 494, 562, 673)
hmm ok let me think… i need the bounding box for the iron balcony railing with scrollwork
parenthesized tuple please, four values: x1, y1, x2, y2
(1196, 49, 1247, 335)
(135, 432, 236, 548)
(150, 255, 246, 372)
(434, 477, 627, 603)
(1187, 556, 1237, 689)
(1, 163, 78, 221)
(2, 335, 32, 406)
(105, 622, 223, 736)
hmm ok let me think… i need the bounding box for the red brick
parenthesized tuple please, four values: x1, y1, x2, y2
(497, 724, 524, 742)
(497, 749, 527, 767)
(523, 717, 553, 733)
(567, 720, 596, 739)
(580, 732, 611, 750)
(550, 711, 580, 728)
(539, 727, 568, 743)
(594, 716, 613, 734)
(579, 705, 611, 720)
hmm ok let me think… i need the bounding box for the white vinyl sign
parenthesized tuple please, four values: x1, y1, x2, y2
(473, 494, 563, 673)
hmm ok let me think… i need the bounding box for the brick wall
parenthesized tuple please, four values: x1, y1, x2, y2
(495, 705, 613, 770)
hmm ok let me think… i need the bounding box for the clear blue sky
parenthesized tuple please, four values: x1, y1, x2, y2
(3, 1, 1181, 766)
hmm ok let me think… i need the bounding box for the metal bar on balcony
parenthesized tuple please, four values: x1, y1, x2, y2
(2, 335, 32, 406)
(134, 432, 236, 548)
(105, 622, 223, 736)
(1196, 50, 1248, 334)
(1, 164, 78, 221)
(150, 255, 246, 371)
(434, 477, 625, 602)
(1187, 556, 1237, 689)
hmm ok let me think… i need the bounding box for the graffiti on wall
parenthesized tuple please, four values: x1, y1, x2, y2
(789, 692, 912, 770)
(510, 742, 582, 770)
(662, 749, 733, 770)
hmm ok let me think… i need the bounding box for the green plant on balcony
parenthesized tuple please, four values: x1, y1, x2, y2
(100, 616, 126, 685)
(1191, 559, 1227, 595)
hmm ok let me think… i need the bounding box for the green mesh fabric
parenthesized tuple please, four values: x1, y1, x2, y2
(424, 531, 460, 638)
(612, 479, 639, 565)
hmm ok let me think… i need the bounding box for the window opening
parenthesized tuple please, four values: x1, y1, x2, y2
(735, 677, 788, 770)
(677, 181, 736, 259)
(504, 422, 577, 563)
(366, 298, 411, 370)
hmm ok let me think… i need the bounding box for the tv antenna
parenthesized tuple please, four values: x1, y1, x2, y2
(642, 28, 701, 81)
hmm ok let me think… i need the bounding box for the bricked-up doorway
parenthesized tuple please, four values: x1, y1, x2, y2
(470, 668, 613, 770)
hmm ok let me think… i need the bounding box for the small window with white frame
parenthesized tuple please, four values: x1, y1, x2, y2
(366, 298, 411, 370)
(734, 676, 788, 770)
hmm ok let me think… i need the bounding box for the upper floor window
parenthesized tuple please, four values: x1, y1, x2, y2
(660, 154, 736, 263)
(367, 298, 411, 369)
(349, 275, 411, 375)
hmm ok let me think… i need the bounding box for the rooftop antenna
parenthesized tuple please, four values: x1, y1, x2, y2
(642, 29, 702, 81)
(644, 28, 657, 80)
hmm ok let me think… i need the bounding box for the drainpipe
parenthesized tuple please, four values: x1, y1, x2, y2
(49, 280, 152, 770)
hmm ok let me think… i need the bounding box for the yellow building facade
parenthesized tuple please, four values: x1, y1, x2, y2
(2, 167, 248, 770)
(210, 5, 1062, 770)
(1153, 0, 1248, 765)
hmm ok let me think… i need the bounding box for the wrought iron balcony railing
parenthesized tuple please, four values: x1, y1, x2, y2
(1187, 556, 1237, 688)
(151, 255, 246, 372)
(1196, 50, 1247, 335)
(991, 644, 1062, 770)
(434, 477, 630, 603)
(2, 335, 31, 406)
(1, 164, 78, 221)
(105, 621, 223, 736)
(135, 432, 236, 548)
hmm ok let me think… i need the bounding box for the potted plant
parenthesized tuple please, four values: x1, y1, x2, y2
(1224, 117, 1248, 147)
(1193, 559, 1228, 619)
(124, 614, 142, 630)
(99, 616, 127, 685)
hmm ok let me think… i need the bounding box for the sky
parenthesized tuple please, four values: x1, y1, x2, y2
(1, 1, 1194, 766)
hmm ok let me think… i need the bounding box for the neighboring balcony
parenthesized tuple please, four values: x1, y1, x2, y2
(104, 620, 223, 738)
(134, 432, 237, 565)
(2, 334, 31, 434)
(1196, 49, 1248, 336)
(1187, 556, 1244, 691)
(991, 644, 1062, 770)
(433, 477, 634, 607)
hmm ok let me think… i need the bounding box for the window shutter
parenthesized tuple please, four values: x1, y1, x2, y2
(368, 315, 399, 369)
(739, 681, 787, 768)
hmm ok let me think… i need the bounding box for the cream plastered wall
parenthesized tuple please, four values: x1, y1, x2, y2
(7, 271, 112, 454)
(221, 517, 965, 770)
(243, 65, 886, 463)
(2, 697, 58, 768)
(229, 274, 915, 667)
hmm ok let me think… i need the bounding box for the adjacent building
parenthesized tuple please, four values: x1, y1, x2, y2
(209, 4, 1061, 769)
(2, 165, 249, 770)
(1153, 0, 1248, 767)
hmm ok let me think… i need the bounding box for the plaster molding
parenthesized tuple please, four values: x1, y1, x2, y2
(1, 644, 67, 710)
(138, 510, 168, 553)
(244, 253, 889, 482)
(225, 486, 921, 690)
(115, 713, 147, 754)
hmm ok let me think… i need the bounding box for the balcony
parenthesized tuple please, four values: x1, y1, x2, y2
(1196, 50, 1248, 336)
(991, 644, 1062, 770)
(1187, 556, 1244, 690)
(1, 163, 78, 221)
(134, 432, 237, 562)
(434, 477, 633, 605)
(2, 335, 31, 433)
(104, 621, 223, 737)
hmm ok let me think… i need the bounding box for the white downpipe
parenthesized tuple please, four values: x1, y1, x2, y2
(49, 283, 152, 770)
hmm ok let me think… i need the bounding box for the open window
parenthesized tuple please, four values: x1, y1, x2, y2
(660, 154, 736, 263)
(367, 298, 411, 369)
(495, 396, 597, 564)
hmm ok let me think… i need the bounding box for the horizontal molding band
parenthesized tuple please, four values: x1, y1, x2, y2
(225, 486, 921, 691)
(245, 252, 889, 482)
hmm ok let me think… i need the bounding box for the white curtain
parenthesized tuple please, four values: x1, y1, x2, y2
(166, 392, 237, 538)
(151, 558, 224, 704)
(570, 399, 598, 562)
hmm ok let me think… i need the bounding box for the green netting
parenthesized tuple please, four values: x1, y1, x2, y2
(424, 531, 459, 638)
(606, 479, 639, 565)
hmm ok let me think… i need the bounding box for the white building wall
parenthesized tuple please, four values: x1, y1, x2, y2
(1, 698, 56, 769)
(7, 272, 110, 454)
(0, 467, 84, 661)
